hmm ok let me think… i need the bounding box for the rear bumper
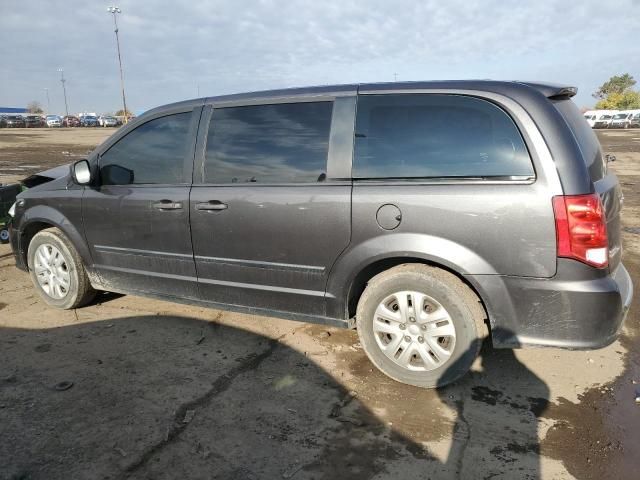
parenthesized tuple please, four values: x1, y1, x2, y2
(469, 259, 633, 350)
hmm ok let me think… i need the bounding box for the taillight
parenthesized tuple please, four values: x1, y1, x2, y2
(552, 194, 608, 268)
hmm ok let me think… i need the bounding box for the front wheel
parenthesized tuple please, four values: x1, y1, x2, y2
(27, 228, 96, 309)
(356, 264, 487, 388)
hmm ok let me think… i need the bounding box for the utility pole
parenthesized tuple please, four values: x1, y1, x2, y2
(393, 73, 398, 82)
(44, 88, 51, 113)
(58, 68, 69, 117)
(107, 6, 129, 123)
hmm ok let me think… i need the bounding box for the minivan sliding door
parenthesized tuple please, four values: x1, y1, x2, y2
(191, 97, 354, 316)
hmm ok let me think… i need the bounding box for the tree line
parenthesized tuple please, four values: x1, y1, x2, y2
(593, 73, 640, 110)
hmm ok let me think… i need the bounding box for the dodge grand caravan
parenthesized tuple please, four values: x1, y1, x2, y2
(8, 81, 633, 388)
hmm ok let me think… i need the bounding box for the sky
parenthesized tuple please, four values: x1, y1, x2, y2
(1, 0, 639, 115)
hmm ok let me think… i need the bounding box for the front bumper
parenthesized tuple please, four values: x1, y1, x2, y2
(470, 259, 633, 349)
(9, 222, 28, 271)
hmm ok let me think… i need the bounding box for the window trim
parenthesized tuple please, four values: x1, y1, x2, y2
(194, 97, 349, 186)
(96, 106, 202, 188)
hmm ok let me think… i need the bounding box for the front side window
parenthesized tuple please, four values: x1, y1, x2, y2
(100, 112, 192, 185)
(204, 102, 333, 184)
(353, 94, 534, 179)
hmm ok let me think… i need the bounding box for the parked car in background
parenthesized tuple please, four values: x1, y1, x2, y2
(98, 116, 118, 127)
(8, 80, 633, 389)
(594, 113, 615, 128)
(81, 115, 99, 127)
(5, 116, 26, 128)
(63, 116, 81, 127)
(630, 113, 640, 128)
(583, 111, 597, 128)
(0, 116, 7, 128)
(583, 110, 615, 128)
(24, 115, 44, 128)
(610, 112, 633, 129)
(45, 115, 62, 127)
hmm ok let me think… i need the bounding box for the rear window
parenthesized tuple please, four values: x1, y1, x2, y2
(353, 94, 533, 179)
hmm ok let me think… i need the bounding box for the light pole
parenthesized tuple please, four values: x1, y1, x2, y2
(107, 6, 129, 124)
(58, 68, 69, 117)
(44, 88, 51, 113)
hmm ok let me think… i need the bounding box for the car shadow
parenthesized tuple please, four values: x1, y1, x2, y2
(436, 331, 550, 478)
(0, 315, 548, 479)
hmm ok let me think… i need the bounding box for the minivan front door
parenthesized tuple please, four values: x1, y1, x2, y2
(83, 108, 201, 299)
(190, 98, 354, 316)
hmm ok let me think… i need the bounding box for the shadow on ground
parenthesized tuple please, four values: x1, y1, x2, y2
(0, 315, 549, 480)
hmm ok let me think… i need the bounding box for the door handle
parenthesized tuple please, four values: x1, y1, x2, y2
(152, 200, 183, 210)
(195, 201, 228, 211)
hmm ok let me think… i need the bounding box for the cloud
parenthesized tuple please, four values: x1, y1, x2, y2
(0, 0, 638, 113)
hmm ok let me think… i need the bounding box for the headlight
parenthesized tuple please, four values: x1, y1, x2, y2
(8, 202, 16, 218)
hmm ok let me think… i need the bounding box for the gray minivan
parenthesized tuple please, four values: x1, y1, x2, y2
(8, 81, 633, 388)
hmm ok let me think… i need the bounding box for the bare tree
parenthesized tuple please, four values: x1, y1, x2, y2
(27, 101, 44, 114)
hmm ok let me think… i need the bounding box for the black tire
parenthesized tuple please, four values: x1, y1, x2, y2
(27, 228, 96, 309)
(356, 264, 487, 388)
(0, 228, 9, 244)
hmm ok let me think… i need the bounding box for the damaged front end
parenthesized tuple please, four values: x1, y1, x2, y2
(1, 164, 70, 243)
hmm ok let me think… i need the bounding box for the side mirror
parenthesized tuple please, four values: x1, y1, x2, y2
(72, 159, 92, 185)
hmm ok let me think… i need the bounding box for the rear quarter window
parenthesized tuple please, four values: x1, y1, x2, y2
(552, 99, 603, 179)
(353, 94, 534, 179)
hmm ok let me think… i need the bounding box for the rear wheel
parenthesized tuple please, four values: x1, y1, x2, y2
(27, 228, 96, 309)
(356, 264, 487, 388)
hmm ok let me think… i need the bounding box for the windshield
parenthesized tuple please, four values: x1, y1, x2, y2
(46, 115, 58, 120)
(600, 115, 612, 120)
(613, 113, 627, 119)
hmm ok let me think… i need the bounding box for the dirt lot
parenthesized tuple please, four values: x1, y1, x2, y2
(0, 128, 638, 479)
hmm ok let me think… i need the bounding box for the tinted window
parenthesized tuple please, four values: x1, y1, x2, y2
(204, 102, 333, 184)
(552, 99, 600, 167)
(100, 112, 192, 185)
(354, 94, 533, 179)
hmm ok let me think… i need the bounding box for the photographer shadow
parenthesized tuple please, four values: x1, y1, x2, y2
(0, 315, 549, 479)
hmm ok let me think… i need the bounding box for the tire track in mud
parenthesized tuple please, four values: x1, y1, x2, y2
(122, 338, 280, 477)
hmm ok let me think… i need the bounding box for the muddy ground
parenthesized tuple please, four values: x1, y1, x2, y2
(0, 128, 638, 479)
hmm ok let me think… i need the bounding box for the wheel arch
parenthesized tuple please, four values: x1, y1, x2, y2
(326, 234, 494, 331)
(18, 205, 92, 270)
